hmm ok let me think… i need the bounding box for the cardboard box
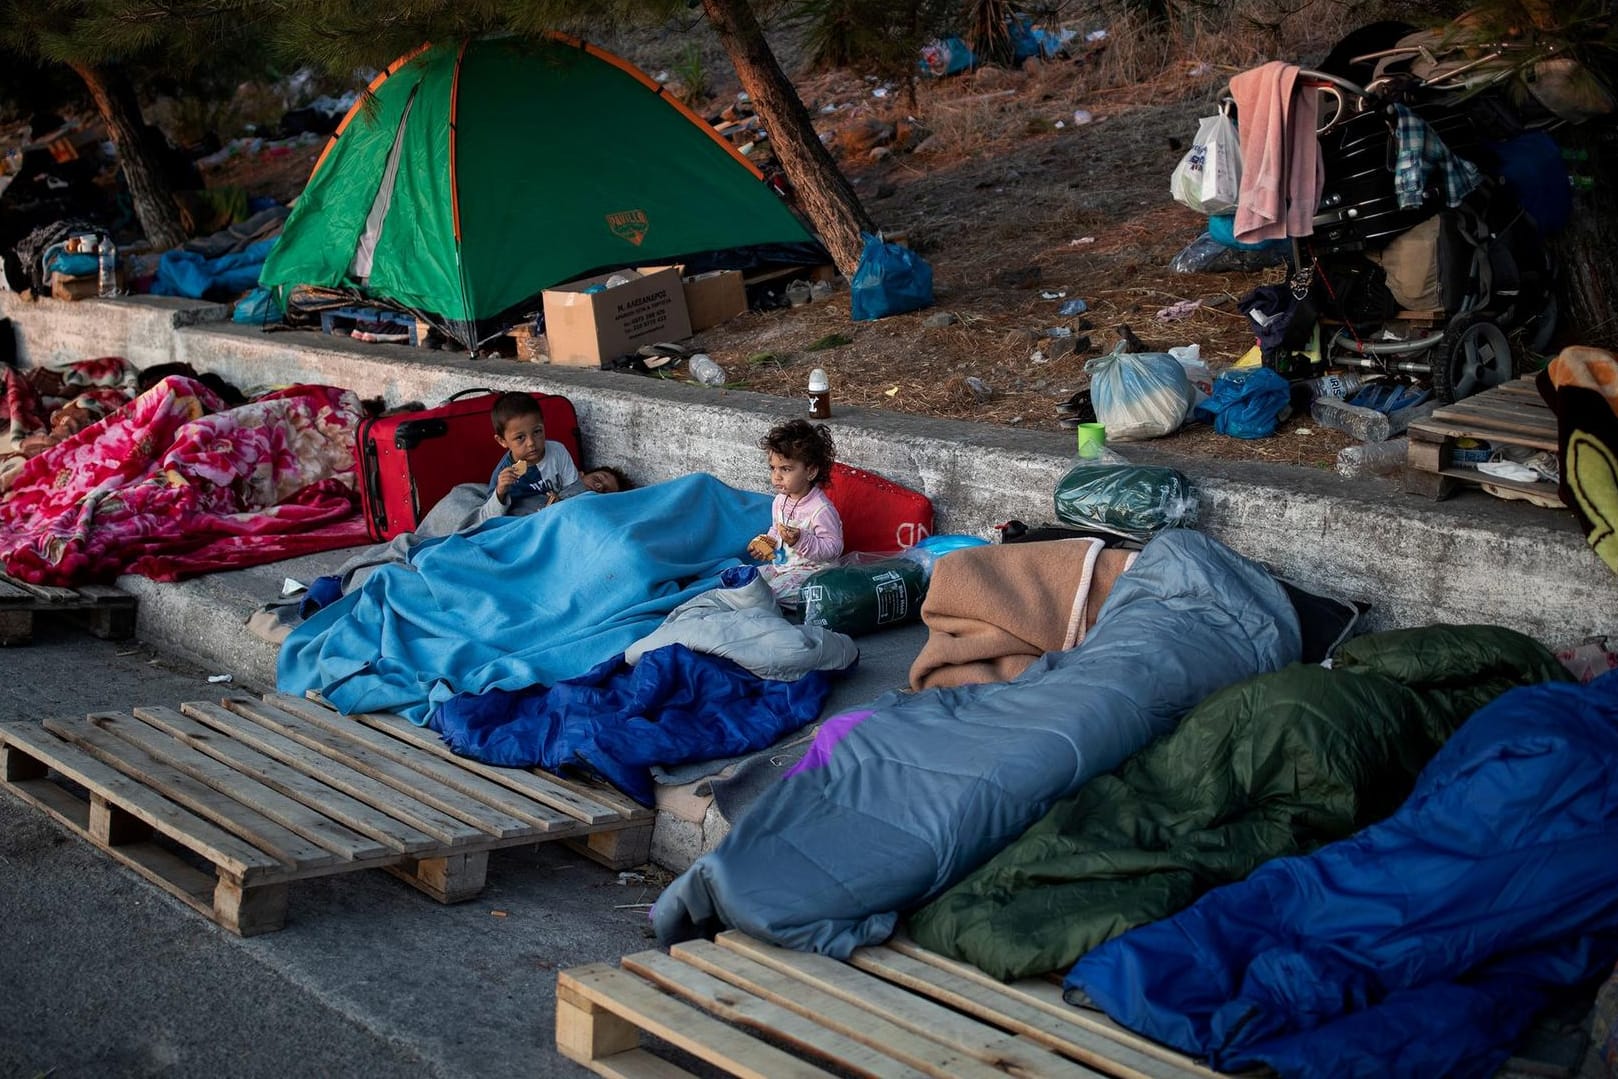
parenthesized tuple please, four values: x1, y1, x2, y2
(681, 269, 746, 332)
(542, 266, 692, 367)
(50, 270, 123, 302)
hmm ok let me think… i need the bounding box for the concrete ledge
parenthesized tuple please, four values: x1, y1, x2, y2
(0, 297, 1609, 644)
(1, 291, 229, 369)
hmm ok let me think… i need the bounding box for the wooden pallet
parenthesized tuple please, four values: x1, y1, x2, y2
(0, 573, 136, 646)
(0, 692, 653, 935)
(556, 931, 1219, 1079)
(1405, 378, 1564, 505)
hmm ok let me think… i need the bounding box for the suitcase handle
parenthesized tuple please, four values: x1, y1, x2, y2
(445, 387, 496, 403)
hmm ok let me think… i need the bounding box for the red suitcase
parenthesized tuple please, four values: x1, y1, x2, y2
(357, 389, 583, 541)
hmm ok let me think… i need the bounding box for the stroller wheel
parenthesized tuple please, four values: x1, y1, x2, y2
(1434, 315, 1513, 403)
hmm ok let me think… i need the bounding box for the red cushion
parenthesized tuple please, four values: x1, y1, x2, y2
(825, 462, 934, 553)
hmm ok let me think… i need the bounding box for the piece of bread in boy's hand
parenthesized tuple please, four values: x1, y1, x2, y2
(747, 535, 776, 562)
(515, 459, 532, 477)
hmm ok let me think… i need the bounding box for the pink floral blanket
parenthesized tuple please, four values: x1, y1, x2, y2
(0, 374, 368, 585)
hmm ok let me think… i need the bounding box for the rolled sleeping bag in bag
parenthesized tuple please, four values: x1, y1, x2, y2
(800, 557, 928, 636)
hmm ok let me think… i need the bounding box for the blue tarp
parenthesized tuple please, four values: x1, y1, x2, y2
(651, 530, 1301, 956)
(1066, 670, 1618, 1079)
(278, 474, 771, 723)
(152, 238, 276, 299)
(431, 644, 842, 805)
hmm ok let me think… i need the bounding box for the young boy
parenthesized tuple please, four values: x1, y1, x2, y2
(479, 392, 580, 521)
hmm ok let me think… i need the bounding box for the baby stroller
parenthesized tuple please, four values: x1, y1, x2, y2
(1242, 29, 1573, 402)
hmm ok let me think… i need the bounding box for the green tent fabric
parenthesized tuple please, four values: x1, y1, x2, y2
(259, 35, 815, 346)
(906, 625, 1571, 982)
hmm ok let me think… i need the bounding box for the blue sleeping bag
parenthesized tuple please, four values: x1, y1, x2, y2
(278, 474, 770, 723)
(651, 529, 1301, 956)
(1066, 670, 1618, 1079)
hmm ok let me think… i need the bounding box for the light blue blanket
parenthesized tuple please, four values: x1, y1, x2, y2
(277, 473, 771, 723)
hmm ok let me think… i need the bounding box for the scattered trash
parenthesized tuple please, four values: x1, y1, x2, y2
(1296, 427, 1314, 436)
(280, 577, 306, 596)
(884, 386, 900, 396)
(786, 279, 813, 307)
(617, 871, 647, 886)
(807, 333, 854, 351)
(1085, 29, 1108, 42)
(1337, 438, 1409, 479)
(964, 376, 994, 402)
(1189, 62, 1211, 77)
(1031, 350, 1048, 364)
(1054, 121, 1067, 129)
(688, 354, 727, 386)
(491, 909, 509, 918)
(819, 103, 840, 114)
(850, 232, 935, 321)
(1058, 298, 1089, 316)
(923, 312, 957, 329)
(1040, 289, 1068, 300)
(1047, 326, 1074, 338)
(1070, 237, 1096, 246)
(809, 279, 838, 302)
(1195, 367, 1291, 440)
(872, 87, 890, 98)
(1072, 109, 1094, 125)
(1155, 298, 1204, 322)
(207, 674, 232, 684)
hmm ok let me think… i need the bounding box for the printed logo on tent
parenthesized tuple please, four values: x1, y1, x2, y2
(606, 210, 650, 247)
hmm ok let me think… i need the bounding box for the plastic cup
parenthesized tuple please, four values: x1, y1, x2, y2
(1076, 422, 1107, 459)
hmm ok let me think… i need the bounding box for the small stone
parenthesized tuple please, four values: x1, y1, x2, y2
(1031, 349, 1048, 365)
(1046, 337, 1078, 360)
(964, 376, 994, 402)
(923, 312, 957, 329)
(869, 146, 892, 162)
(1031, 378, 1050, 391)
(1003, 328, 1039, 346)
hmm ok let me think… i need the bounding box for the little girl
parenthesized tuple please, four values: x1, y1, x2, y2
(746, 419, 843, 601)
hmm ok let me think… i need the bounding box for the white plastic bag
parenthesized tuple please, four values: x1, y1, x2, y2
(1169, 110, 1242, 215)
(1085, 347, 1193, 442)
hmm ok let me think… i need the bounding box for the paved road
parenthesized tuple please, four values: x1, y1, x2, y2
(1, 624, 655, 1078)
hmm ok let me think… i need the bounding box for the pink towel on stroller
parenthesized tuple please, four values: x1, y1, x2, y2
(1230, 61, 1322, 242)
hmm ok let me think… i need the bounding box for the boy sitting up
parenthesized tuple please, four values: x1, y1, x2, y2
(480, 391, 580, 521)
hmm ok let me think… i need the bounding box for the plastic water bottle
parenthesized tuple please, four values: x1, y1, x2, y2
(1304, 372, 1362, 399)
(97, 236, 117, 298)
(689, 353, 726, 386)
(1336, 437, 1407, 479)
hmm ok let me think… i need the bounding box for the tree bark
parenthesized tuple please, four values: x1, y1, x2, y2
(1555, 128, 1617, 350)
(69, 62, 188, 252)
(702, 0, 875, 276)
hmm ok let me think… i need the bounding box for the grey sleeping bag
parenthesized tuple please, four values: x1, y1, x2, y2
(650, 529, 1301, 956)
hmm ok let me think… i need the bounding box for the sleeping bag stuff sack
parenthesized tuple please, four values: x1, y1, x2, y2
(651, 529, 1301, 957)
(1054, 459, 1197, 541)
(800, 556, 927, 636)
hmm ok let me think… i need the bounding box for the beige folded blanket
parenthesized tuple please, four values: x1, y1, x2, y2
(909, 539, 1138, 691)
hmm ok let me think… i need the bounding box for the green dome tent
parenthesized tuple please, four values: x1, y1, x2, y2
(259, 34, 818, 348)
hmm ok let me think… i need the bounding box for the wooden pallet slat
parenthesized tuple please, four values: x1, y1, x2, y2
(558, 963, 834, 1079)
(134, 705, 440, 856)
(0, 721, 281, 881)
(0, 574, 136, 644)
(557, 935, 1219, 1079)
(1407, 380, 1566, 504)
(669, 940, 1016, 1079)
(100, 709, 390, 863)
(44, 714, 340, 872)
(180, 700, 485, 849)
(263, 694, 578, 836)
(223, 697, 539, 840)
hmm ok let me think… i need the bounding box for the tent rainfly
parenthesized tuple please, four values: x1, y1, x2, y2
(259, 33, 818, 348)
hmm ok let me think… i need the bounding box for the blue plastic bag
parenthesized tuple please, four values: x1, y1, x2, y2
(850, 233, 935, 321)
(1194, 367, 1292, 439)
(232, 285, 282, 325)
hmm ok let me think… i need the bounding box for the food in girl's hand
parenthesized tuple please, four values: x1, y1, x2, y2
(747, 535, 777, 562)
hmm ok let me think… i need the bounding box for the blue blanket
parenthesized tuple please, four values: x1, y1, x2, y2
(153, 238, 277, 299)
(651, 530, 1301, 956)
(278, 474, 771, 723)
(1066, 671, 1618, 1079)
(431, 644, 843, 805)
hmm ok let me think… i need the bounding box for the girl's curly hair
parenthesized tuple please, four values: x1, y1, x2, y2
(759, 419, 836, 487)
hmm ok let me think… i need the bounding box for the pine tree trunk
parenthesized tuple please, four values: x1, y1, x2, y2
(1556, 130, 1618, 350)
(69, 62, 188, 252)
(702, 0, 875, 276)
